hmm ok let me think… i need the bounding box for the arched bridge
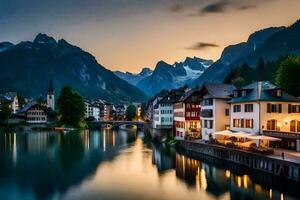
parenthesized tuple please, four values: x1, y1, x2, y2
(88, 121, 144, 130)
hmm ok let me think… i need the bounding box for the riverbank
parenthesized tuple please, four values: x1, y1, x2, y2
(180, 139, 300, 182)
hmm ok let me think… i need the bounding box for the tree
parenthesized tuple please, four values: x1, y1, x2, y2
(17, 94, 26, 108)
(257, 58, 265, 81)
(57, 86, 85, 127)
(276, 55, 300, 97)
(126, 104, 136, 121)
(0, 101, 11, 125)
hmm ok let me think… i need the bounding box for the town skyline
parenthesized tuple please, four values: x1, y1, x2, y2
(1, 0, 300, 73)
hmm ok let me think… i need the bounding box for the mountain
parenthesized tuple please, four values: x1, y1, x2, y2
(0, 33, 147, 103)
(0, 42, 14, 52)
(136, 57, 213, 96)
(114, 67, 153, 86)
(191, 25, 289, 86)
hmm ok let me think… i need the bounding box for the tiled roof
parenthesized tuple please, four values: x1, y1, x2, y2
(18, 102, 49, 113)
(202, 82, 235, 99)
(229, 81, 300, 103)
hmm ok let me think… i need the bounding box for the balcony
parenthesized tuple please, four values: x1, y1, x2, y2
(263, 130, 300, 140)
(200, 109, 213, 118)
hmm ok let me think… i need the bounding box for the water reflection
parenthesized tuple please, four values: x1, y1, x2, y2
(0, 130, 299, 200)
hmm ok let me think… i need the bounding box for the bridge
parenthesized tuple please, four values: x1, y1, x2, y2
(87, 121, 145, 130)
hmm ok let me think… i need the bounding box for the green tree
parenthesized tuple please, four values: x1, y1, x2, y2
(232, 77, 246, 88)
(0, 101, 11, 125)
(276, 55, 300, 97)
(17, 94, 26, 108)
(126, 104, 136, 121)
(57, 86, 85, 127)
(257, 58, 265, 81)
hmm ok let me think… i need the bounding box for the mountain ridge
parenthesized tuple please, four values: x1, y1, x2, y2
(0, 33, 147, 103)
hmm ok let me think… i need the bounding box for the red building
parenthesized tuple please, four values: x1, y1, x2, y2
(173, 89, 201, 139)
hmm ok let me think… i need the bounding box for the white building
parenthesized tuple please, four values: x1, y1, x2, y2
(5, 92, 19, 114)
(229, 81, 300, 151)
(146, 90, 169, 125)
(18, 102, 48, 124)
(85, 101, 101, 121)
(153, 90, 184, 129)
(200, 83, 235, 141)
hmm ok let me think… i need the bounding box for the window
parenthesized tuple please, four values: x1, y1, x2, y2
(241, 119, 244, 128)
(203, 98, 213, 106)
(209, 120, 213, 129)
(276, 89, 282, 97)
(267, 103, 282, 113)
(245, 119, 253, 128)
(290, 120, 300, 133)
(204, 120, 213, 129)
(267, 120, 277, 131)
(233, 105, 241, 112)
(233, 119, 240, 128)
(244, 104, 253, 112)
(291, 120, 296, 132)
(225, 109, 229, 116)
(288, 104, 300, 113)
(233, 91, 238, 98)
(242, 90, 247, 96)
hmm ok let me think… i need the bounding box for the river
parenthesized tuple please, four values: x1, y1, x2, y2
(0, 130, 299, 200)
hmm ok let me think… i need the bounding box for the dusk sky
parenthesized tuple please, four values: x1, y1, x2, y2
(1, 0, 300, 73)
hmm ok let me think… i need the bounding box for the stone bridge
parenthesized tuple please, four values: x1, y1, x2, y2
(88, 121, 144, 130)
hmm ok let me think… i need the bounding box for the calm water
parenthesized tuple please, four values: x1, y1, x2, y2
(0, 130, 299, 200)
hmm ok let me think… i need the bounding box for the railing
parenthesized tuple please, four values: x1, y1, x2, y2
(200, 109, 213, 118)
(263, 130, 300, 139)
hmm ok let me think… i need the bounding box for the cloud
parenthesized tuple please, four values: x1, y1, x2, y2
(170, 4, 184, 12)
(201, 1, 229, 14)
(187, 42, 219, 50)
(237, 4, 257, 10)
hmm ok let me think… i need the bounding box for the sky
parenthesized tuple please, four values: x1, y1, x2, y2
(0, 0, 300, 73)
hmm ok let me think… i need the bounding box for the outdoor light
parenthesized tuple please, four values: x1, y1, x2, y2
(277, 123, 282, 128)
(285, 120, 288, 125)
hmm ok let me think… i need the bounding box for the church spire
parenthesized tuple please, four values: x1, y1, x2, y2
(48, 76, 54, 94)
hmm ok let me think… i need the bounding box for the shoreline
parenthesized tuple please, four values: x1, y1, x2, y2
(179, 139, 300, 182)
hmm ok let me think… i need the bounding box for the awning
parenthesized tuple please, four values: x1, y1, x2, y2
(214, 130, 254, 138)
(246, 135, 281, 141)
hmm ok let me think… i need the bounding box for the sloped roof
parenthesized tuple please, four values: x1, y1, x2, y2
(175, 89, 201, 103)
(229, 81, 300, 103)
(202, 82, 235, 99)
(18, 102, 49, 113)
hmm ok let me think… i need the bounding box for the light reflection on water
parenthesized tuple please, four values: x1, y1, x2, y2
(0, 130, 299, 200)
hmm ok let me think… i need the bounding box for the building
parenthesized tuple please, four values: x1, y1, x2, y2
(114, 105, 127, 120)
(3, 92, 19, 114)
(174, 89, 201, 139)
(153, 89, 184, 129)
(91, 99, 113, 121)
(47, 78, 55, 110)
(18, 102, 49, 124)
(200, 83, 235, 141)
(132, 102, 142, 120)
(229, 81, 300, 151)
(84, 100, 101, 121)
(145, 90, 169, 124)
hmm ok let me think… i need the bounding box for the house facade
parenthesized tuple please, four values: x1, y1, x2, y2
(4, 92, 19, 114)
(153, 89, 184, 129)
(200, 83, 235, 141)
(18, 103, 49, 124)
(229, 81, 300, 151)
(174, 89, 201, 139)
(85, 101, 101, 121)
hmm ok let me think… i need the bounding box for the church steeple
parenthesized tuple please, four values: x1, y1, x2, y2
(47, 77, 55, 110)
(48, 77, 54, 94)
